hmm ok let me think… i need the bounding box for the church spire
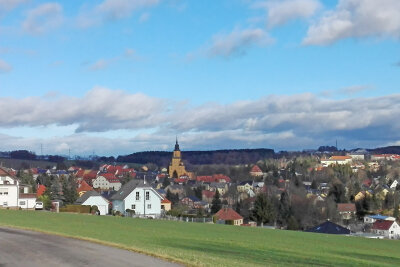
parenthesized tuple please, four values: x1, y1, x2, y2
(174, 136, 180, 151)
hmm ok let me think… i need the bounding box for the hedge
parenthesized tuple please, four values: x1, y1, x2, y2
(59, 205, 91, 213)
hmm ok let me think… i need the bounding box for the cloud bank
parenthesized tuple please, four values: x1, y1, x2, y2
(1, 88, 400, 154)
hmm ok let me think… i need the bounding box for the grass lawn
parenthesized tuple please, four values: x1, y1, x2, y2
(1, 210, 400, 266)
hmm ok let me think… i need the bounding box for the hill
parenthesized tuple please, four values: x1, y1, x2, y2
(1, 210, 400, 267)
(116, 148, 275, 166)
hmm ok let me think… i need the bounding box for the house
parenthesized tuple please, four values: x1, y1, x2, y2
(364, 214, 395, 224)
(77, 180, 93, 197)
(92, 174, 121, 191)
(321, 156, 352, 167)
(202, 190, 215, 203)
(180, 196, 201, 208)
(371, 220, 400, 239)
(347, 153, 365, 161)
(390, 180, 399, 189)
(111, 179, 163, 218)
(250, 165, 263, 177)
(0, 167, 34, 209)
(161, 198, 171, 211)
(237, 181, 253, 193)
(355, 190, 372, 202)
(337, 203, 356, 220)
(371, 154, 400, 161)
(215, 207, 243, 226)
(305, 221, 351, 235)
(75, 191, 109, 215)
(18, 193, 37, 209)
(210, 182, 228, 195)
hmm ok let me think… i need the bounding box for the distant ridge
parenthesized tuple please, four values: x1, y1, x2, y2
(367, 146, 400, 154)
(116, 148, 275, 166)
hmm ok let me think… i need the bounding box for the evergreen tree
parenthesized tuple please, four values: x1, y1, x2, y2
(277, 191, 291, 226)
(251, 193, 275, 227)
(211, 190, 222, 214)
(162, 177, 170, 188)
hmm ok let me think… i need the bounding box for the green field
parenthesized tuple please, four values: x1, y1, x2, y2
(0, 210, 400, 267)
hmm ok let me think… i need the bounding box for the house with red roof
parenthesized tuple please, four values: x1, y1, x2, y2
(77, 180, 93, 197)
(92, 173, 121, 191)
(371, 220, 400, 239)
(250, 165, 263, 177)
(202, 190, 215, 203)
(337, 203, 356, 221)
(215, 207, 243, 226)
(161, 198, 171, 211)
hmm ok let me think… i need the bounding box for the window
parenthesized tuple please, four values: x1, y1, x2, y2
(131, 204, 135, 209)
(19, 201, 26, 205)
(3, 202, 7, 206)
(136, 192, 140, 200)
(4, 192, 7, 195)
(146, 191, 150, 200)
(147, 204, 151, 209)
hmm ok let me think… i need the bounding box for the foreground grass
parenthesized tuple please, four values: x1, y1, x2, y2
(1, 210, 400, 267)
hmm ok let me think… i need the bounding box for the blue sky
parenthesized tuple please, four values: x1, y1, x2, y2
(0, 0, 400, 156)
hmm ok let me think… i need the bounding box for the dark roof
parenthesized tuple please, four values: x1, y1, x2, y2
(305, 221, 350, 235)
(110, 179, 144, 201)
(75, 191, 102, 204)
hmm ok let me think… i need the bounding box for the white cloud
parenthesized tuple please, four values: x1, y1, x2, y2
(0, 58, 12, 73)
(303, 0, 400, 45)
(1, 88, 400, 153)
(139, 12, 150, 23)
(0, 0, 29, 14)
(77, 0, 159, 28)
(22, 3, 63, 35)
(254, 0, 321, 28)
(206, 28, 274, 58)
(88, 59, 113, 71)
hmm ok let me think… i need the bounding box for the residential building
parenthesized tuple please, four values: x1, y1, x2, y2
(161, 198, 171, 211)
(92, 174, 121, 191)
(337, 203, 356, 221)
(306, 221, 351, 235)
(371, 220, 400, 239)
(215, 207, 243, 226)
(321, 156, 352, 167)
(111, 180, 163, 218)
(75, 191, 109, 215)
(250, 165, 263, 177)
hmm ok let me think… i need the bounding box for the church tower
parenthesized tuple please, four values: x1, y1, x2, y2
(168, 138, 188, 178)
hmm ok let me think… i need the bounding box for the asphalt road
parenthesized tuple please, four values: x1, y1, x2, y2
(0, 227, 181, 267)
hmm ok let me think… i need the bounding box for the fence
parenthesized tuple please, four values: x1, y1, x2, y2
(160, 215, 213, 223)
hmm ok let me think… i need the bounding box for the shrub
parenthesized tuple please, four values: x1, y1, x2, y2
(59, 205, 90, 214)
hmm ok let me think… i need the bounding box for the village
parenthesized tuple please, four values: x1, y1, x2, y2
(1, 141, 400, 240)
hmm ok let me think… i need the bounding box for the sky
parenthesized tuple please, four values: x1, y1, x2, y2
(0, 0, 400, 156)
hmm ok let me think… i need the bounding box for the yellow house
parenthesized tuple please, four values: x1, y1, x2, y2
(237, 181, 253, 193)
(355, 191, 372, 202)
(375, 189, 390, 200)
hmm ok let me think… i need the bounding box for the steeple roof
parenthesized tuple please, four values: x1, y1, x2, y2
(174, 136, 180, 151)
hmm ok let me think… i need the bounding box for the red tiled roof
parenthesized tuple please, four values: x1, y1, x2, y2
(36, 185, 46, 197)
(216, 208, 243, 221)
(202, 190, 215, 198)
(161, 198, 171, 204)
(197, 175, 231, 183)
(372, 220, 394, 230)
(197, 176, 214, 183)
(0, 167, 12, 177)
(251, 165, 262, 173)
(77, 180, 93, 192)
(174, 178, 186, 183)
(337, 203, 356, 212)
(330, 156, 352, 160)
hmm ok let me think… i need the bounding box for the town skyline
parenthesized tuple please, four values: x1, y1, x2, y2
(1, 0, 400, 155)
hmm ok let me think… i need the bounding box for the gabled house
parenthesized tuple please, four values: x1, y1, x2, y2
(92, 174, 121, 191)
(215, 207, 243, 226)
(161, 198, 171, 211)
(371, 220, 400, 239)
(250, 165, 263, 177)
(111, 180, 163, 218)
(77, 180, 93, 197)
(237, 181, 253, 193)
(337, 203, 356, 221)
(0, 167, 34, 209)
(75, 191, 109, 215)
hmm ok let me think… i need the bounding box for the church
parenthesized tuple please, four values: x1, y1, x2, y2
(168, 138, 194, 179)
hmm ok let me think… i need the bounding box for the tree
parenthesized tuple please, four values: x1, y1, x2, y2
(277, 191, 291, 226)
(328, 180, 347, 203)
(211, 190, 222, 214)
(162, 177, 170, 188)
(62, 177, 78, 204)
(251, 193, 275, 227)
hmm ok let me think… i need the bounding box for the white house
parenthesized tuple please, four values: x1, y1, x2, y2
(0, 168, 35, 209)
(18, 193, 37, 209)
(0, 171, 19, 208)
(321, 156, 352, 167)
(75, 191, 109, 215)
(111, 180, 163, 218)
(371, 220, 400, 239)
(92, 174, 121, 191)
(390, 180, 399, 189)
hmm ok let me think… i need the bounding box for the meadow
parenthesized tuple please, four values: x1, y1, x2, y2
(1, 209, 400, 266)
